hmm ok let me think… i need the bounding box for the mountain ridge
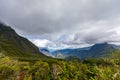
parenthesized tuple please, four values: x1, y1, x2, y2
(40, 42, 119, 59)
(0, 22, 46, 59)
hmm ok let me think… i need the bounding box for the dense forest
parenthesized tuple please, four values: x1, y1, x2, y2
(0, 51, 120, 80)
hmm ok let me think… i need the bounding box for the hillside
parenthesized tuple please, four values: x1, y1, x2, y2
(0, 22, 46, 59)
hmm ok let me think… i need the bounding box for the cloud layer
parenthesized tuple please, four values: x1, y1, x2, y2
(0, 0, 120, 49)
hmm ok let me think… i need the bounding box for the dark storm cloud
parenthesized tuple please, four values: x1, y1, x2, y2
(0, 0, 120, 48)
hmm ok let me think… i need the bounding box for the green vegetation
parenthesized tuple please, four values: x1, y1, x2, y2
(0, 23, 46, 59)
(0, 51, 120, 80)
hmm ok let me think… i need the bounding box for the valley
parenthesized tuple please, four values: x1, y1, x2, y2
(0, 23, 120, 80)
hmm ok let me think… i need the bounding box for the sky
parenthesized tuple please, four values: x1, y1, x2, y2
(0, 0, 120, 49)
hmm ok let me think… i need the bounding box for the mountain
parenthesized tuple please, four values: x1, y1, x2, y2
(89, 42, 116, 57)
(54, 48, 90, 59)
(46, 42, 117, 59)
(49, 46, 91, 57)
(0, 22, 46, 58)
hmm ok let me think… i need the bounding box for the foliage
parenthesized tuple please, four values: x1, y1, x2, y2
(0, 52, 120, 80)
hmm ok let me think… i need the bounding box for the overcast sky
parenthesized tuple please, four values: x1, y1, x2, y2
(0, 0, 120, 49)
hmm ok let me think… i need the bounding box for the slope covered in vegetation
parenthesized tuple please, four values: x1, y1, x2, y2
(0, 23, 46, 59)
(0, 51, 120, 80)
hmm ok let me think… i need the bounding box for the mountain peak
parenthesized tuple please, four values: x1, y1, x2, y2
(103, 42, 108, 44)
(90, 42, 110, 50)
(89, 42, 116, 57)
(0, 22, 15, 33)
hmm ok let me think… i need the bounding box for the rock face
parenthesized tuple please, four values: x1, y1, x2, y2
(0, 22, 46, 58)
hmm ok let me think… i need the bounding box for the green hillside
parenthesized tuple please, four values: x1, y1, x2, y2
(0, 23, 46, 59)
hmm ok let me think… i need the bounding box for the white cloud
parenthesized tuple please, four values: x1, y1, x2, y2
(30, 38, 74, 50)
(30, 39, 50, 48)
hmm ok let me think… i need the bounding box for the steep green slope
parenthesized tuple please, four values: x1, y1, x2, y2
(0, 22, 46, 59)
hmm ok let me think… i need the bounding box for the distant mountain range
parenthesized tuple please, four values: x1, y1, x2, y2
(0, 22, 46, 59)
(40, 42, 120, 59)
